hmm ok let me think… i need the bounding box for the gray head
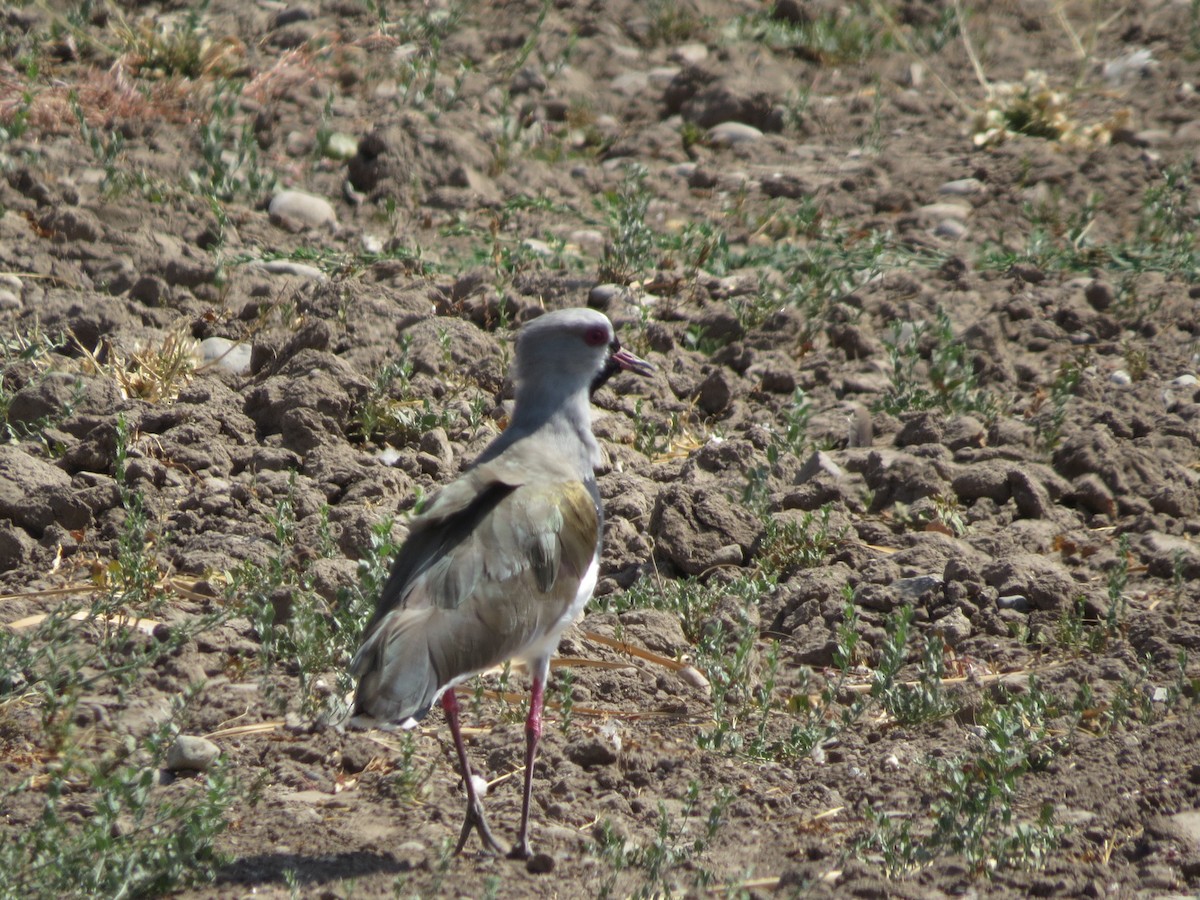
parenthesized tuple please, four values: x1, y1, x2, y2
(513, 308, 653, 401)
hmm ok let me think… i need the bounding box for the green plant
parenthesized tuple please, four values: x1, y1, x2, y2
(732, 202, 941, 339)
(859, 681, 1061, 876)
(1035, 350, 1086, 452)
(768, 388, 812, 465)
(0, 708, 237, 899)
(631, 398, 686, 459)
(737, 4, 894, 63)
(227, 479, 385, 719)
(758, 503, 843, 576)
(876, 307, 1001, 421)
(871, 606, 957, 725)
(1105, 534, 1131, 637)
(979, 167, 1200, 282)
(640, 0, 706, 47)
(597, 165, 656, 284)
(351, 339, 461, 445)
(190, 79, 276, 202)
(593, 781, 731, 898)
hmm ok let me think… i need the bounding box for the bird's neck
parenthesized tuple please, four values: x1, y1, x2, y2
(502, 384, 600, 472)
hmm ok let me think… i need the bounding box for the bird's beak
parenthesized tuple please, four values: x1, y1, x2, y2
(610, 344, 654, 377)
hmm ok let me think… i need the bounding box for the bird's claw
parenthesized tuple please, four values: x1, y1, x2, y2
(507, 840, 532, 861)
(456, 800, 504, 855)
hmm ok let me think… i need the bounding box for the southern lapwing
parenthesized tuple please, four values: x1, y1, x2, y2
(350, 307, 653, 859)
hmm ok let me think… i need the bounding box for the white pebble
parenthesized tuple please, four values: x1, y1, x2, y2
(198, 337, 252, 375)
(255, 260, 328, 281)
(1109, 370, 1132, 386)
(706, 122, 764, 147)
(934, 219, 967, 240)
(938, 178, 983, 195)
(269, 189, 338, 231)
(325, 132, 358, 160)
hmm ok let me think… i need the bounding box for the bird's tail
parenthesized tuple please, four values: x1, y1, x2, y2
(349, 607, 441, 726)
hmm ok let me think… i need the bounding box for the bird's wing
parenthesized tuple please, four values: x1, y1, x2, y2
(350, 470, 599, 724)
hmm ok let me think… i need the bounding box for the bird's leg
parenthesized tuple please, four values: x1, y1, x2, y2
(442, 690, 503, 855)
(509, 657, 550, 860)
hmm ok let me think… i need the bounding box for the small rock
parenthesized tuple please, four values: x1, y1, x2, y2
(269, 189, 338, 231)
(707, 543, 744, 568)
(760, 369, 795, 393)
(934, 219, 967, 240)
(938, 178, 983, 195)
(934, 608, 973, 648)
(706, 122, 764, 147)
(166, 735, 221, 772)
(566, 737, 618, 768)
(588, 283, 628, 310)
(199, 337, 252, 375)
(1084, 280, 1113, 311)
(796, 451, 844, 484)
(273, 6, 313, 28)
(1103, 48, 1155, 84)
(526, 853, 555, 874)
(254, 260, 328, 281)
(696, 369, 733, 414)
(891, 574, 943, 604)
(324, 132, 359, 160)
(670, 43, 708, 65)
(1109, 369, 1132, 386)
(997, 594, 1030, 612)
(916, 202, 971, 222)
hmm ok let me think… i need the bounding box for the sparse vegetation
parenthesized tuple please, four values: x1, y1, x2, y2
(877, 307, 1002, 421)
(2, 0, 1198, 895)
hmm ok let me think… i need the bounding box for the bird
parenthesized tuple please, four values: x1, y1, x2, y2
(349, 307, 653, 859)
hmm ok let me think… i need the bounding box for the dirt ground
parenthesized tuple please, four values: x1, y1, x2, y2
(2, 0, 1200, 897)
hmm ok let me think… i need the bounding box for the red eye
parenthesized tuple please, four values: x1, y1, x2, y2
(583, 325, 609, 347)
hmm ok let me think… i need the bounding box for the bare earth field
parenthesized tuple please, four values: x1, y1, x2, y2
(2, 1, 1200, 897)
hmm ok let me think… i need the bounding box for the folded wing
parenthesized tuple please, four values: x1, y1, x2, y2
(350, 469, 599, 724)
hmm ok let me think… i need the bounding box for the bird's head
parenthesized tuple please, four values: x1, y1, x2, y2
(514, 307, 653, 398)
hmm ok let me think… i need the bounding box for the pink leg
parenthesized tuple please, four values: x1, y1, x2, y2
(442, 690, 503, 854)
(509, 671, 545, 859)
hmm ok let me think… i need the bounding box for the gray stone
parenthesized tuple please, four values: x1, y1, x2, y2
(997, 594, 1030, 612)
(934, 219, 967, 240)
(696, 369, 733, 414)
(670, 43, 708, 65)
(1109, 369, 1132, 386)
(916, 202, 971, 223)
(166, 735, 221, 772)
(938, 178, 984, 195)
(269, 189, 338, 231)
(934, 607, 972, 648)
(199, 337, 252, 375)
(706, 122, 764, 147)
(796, 451, 844, 484)
(892, 574, 943, 604)
(0, 445, 91, 534)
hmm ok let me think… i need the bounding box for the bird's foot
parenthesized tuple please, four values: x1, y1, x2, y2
(507, 839, 532, 861)
(456, 801, 504, 855)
